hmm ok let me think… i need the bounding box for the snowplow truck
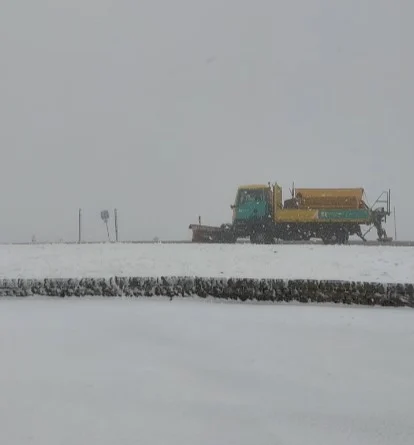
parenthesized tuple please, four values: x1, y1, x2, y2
(189, 183, 391, 244)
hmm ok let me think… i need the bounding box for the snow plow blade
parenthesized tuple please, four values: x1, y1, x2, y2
(189, 224, 236, 243)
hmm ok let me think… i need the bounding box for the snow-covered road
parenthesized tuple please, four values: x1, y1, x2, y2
(0, 298, 413, 445)
(0, 243, 413, 282)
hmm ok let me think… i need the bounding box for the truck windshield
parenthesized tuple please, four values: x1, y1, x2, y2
(237, 189, 265, 206)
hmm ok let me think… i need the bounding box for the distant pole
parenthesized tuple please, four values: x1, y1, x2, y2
(114, 209, 119, 242)
(393, 206, 397, 241)
(78, 209, 82, 244)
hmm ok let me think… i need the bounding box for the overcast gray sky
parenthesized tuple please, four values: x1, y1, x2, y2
(1, 1, 412, 242)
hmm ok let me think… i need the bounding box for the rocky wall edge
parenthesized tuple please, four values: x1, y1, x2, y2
(0, 277, 413, 307)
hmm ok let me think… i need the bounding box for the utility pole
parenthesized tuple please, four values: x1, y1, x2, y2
(393, 206, 397, 241)
(78, 209, 82, 244)
(114, 208, 119, 242)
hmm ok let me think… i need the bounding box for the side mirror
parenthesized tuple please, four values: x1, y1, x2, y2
(230, 205, 236, 210)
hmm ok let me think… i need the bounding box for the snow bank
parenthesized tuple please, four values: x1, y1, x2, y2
(0, 243, 413, 283)
(1, 244, 413, 305)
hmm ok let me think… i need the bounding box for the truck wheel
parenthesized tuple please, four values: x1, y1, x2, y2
(251, 231, 273, 245)
(219, 224, 237, 244)
(336, 229, 349, 245)
(223, 233, 237, 244)
(322, 234, 337, 244)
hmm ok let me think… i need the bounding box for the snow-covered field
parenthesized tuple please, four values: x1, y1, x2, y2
(0, 298, 413, 445)
(0, 243, 413, 283)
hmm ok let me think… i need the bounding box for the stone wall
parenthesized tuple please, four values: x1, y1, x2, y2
(1, 277, 413, 307)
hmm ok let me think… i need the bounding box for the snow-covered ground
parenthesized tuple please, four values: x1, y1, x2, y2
(0, 298, 413, 445)
(0, 243, 413, 283)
